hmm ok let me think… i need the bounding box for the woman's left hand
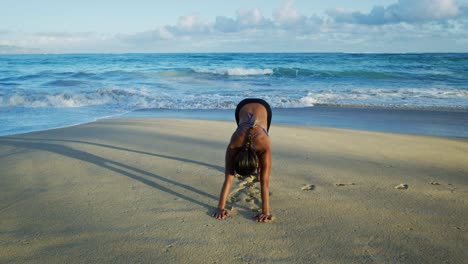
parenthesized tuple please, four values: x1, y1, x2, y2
(253, 213, 273, 223)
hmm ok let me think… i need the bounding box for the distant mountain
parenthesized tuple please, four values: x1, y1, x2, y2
(0, 45, 42, 54)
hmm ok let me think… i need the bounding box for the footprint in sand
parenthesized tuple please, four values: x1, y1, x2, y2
(335, 183, 356, 187)
(229, 175, 263, 212)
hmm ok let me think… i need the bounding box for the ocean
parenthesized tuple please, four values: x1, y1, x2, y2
(1, 53, 467, 137)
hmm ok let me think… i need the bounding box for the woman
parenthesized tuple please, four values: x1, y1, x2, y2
(213, 98, 273, 223)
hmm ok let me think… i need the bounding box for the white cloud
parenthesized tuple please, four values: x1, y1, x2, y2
(166, 14, 211, 35)
(1, 0, 467, 53)
(212, 1, 321, 34)
(214, 8, 272, 33)
(0, 31, 120, 53)
(236, 8, 269, 27)
(156, 27, 174, 39)
(214, 16, 238, 33)
(0, 44, 41, 54)
(121, 27, 173, 44)
(328, 0, 464, 25)
(274, 0, 302, 24)
(272, 0, 323, 33)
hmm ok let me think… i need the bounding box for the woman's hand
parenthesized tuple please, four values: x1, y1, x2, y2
(253, 213, 273, 223)
(212, 208, 229, 220)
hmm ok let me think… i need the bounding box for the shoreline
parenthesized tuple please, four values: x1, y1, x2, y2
(2, 105, 468, 138)
(1, 118, 466, 263)
(309, 103, 468, 112)
(125, 106, 468, 138)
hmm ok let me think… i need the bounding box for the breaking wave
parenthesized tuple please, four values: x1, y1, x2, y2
(187, 67, 464, 82)
(1, 86, 467, 109)
(192, 67, 274, 76)
(297, 88, 468, 108)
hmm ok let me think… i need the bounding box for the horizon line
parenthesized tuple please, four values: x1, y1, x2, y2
(2, 51, 468, 55)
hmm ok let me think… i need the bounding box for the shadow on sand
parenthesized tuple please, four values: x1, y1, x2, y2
(1, 137, 220, 211)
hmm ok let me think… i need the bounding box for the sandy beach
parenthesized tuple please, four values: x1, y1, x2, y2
(0, 118, 467, 263)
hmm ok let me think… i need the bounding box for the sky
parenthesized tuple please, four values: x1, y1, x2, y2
(0, 0, 467, 53)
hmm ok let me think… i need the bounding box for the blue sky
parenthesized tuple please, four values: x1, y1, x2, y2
(1, 0, 467, 53)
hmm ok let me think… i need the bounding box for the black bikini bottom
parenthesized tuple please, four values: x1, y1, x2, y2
(235, 98, 272, 132)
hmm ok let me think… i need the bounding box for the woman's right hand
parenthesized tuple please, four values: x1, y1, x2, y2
(212, 208, 229, 220)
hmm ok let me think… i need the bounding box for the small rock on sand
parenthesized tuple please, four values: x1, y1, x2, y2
(301, 184, 315, 191)
(395, 184, 409, 189)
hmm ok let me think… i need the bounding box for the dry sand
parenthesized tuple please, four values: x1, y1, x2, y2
(0, 118, 467, 263)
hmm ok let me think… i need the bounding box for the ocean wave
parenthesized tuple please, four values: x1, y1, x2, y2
(0, 88, 241, 109)
(187, 67, 463, 82)
(0, 70, 144, 84)
(1, 88, 153, 108)
(2, 67, 461, 86)
(45, 80, 87, 87)
(269, 68, 455, 80)
(192, 67, 274, 76)
(1, 86, 467, 109)
(297, 88, 468, 107)
(190, 67, 401, 79)
(0, 82, 20, 86)
(188, 67, 393, 80)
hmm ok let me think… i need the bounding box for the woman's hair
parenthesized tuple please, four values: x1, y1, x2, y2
(234, 133, 258, 177)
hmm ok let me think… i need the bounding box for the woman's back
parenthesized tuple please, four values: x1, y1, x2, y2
(231, 102, 270, 154)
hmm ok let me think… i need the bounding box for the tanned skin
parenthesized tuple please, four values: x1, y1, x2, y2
(212, 103, 272, 223)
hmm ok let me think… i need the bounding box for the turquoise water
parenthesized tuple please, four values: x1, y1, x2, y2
(1, 53, 467, 136)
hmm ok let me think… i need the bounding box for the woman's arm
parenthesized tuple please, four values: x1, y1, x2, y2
(256, 148, 272, 222)
(213, 145, 237, 220)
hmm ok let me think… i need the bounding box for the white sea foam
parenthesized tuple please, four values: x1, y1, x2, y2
(1, 88, 150, 108)
(0, 88, 237, 109)
(193, 67, 273, 76)
(1, 86, 467, 110)
(5, 92, 109, 108)
(297, 88, 468, 107)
